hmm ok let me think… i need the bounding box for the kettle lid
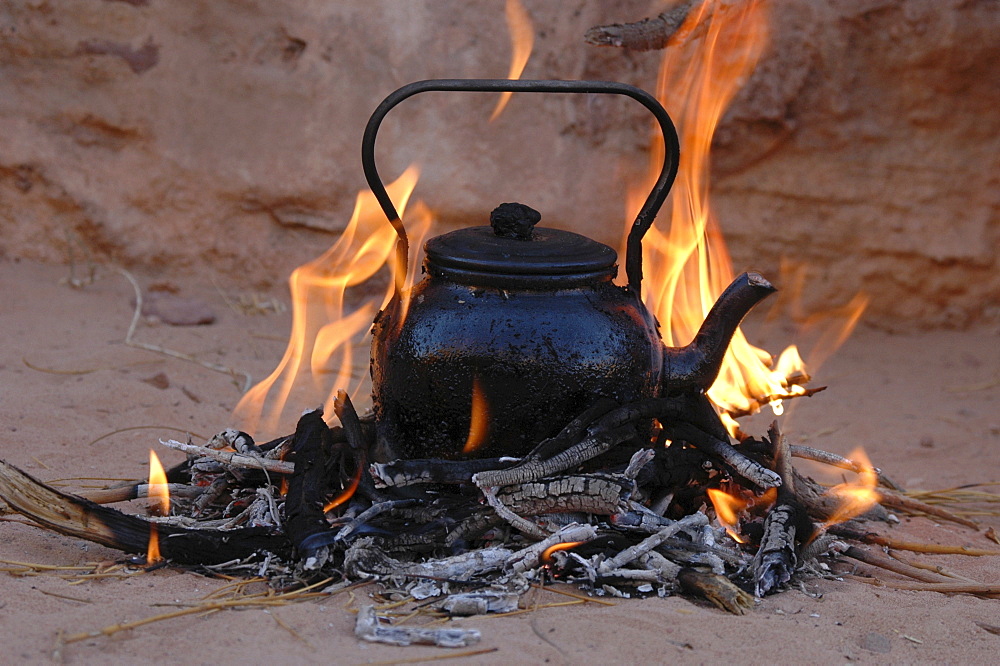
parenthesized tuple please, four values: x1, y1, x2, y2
(424, 203, 617, 288)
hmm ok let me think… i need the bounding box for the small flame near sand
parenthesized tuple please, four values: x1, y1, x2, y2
(146, 449, 169, 563)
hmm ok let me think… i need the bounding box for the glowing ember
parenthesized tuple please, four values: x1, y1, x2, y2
(234, 167, 430, 439)
(541, 540, 584, 564)
(146, 449, 169, 563)
(490, 0, 534, 122)
(820, 448, 880, 528)
(625, 0, 866, 433)
(461, 376, 491, 455)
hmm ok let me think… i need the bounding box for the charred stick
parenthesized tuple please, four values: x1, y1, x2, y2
(600, 513, 707, 572)
(334, 499, 418, 542)
(333, 390, 366, 453)
(283, 409, 336, 565)
(790, 444, 902, 490)
(668, 423, 781, 490)
(473, 424, 634, 488)
(524, 397, 619, 462)
(584, 1, 701, 51)
(751, 502, 801, 597)
(497, 474, 631, 518)
(370, 457, 515, 488)
(482, 486, 550, 540)
(750, 423, 809, 596)
(192, 475, 230, 516)
(638, 550, 682, 582)
(159, 439, 294, 475)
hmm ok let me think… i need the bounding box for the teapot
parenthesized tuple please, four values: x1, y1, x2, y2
(363, 79, 774, 460)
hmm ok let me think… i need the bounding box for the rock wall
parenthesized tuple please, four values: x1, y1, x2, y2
(1, 0, 997, 329)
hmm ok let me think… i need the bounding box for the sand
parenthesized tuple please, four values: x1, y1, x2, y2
(1, 257, 998, 664)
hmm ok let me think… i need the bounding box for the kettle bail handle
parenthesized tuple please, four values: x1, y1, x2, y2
(361, 79, 680, 297)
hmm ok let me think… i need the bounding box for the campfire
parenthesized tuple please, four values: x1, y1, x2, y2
(1, 0, 997, 653)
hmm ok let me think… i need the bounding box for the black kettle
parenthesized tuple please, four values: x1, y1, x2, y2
(363, 79, 774, 460)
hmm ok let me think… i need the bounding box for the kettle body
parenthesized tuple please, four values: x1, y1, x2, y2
(371, 265, 663, 460)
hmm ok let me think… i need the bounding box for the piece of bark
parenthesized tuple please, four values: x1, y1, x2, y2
(584, 1, 700, 51)
(677, 568, 754, 615)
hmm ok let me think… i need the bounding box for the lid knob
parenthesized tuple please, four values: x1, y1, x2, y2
(490, 202, 540, 240)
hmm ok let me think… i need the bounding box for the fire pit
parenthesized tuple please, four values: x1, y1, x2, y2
(3, 72, 997, 653)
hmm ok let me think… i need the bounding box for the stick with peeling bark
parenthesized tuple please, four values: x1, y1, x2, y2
(0, 459, 288, 564)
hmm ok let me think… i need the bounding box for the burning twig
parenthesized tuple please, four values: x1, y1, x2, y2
(789, 444, 902, 490)
(78, 483, 203, 505)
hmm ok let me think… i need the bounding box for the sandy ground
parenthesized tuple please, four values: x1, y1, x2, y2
(1, 257, 998, 664)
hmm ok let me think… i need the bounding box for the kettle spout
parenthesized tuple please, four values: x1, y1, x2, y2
(661, 272, 777, 394)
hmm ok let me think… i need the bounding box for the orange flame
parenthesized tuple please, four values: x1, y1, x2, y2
(541, 540, 584, 564)
(461, 376, 491, 455)
(627, 0, 866, 434)
(234, 167, 431, 439)
(490, 0, 535, 121)
(706, 487, 747, 542)
(820, 448, 879, 528)
(146, 449, 169, 563)
(323, 462, 363, 513)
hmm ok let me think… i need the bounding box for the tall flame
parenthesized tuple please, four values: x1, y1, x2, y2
(235, 167, 430, 438)
(146, 449, 169, 563)
(627, 0, 866, 431)
(490, 0, 535, 121)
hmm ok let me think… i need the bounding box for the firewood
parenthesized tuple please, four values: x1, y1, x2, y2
(599, 513, 707, 571)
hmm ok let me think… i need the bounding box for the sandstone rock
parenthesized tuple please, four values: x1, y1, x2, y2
(0, 0, 996, 329)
